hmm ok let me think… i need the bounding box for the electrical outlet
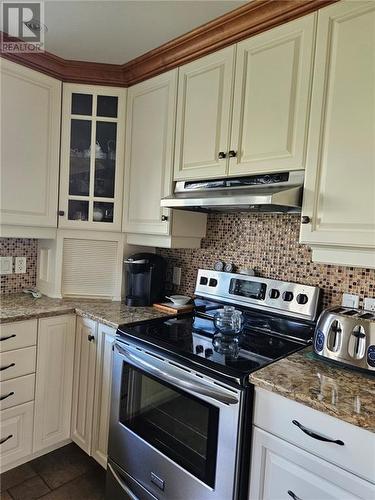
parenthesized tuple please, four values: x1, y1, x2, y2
(15, 256, 26, 274)
(342, 293, 359, 308)
(172, 267, 181, 286)
(364, 297, 375, 312)
(0, 256, 13, 275)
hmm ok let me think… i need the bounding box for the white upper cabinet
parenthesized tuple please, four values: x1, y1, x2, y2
(229, 14, 316, 176)
(173, 15, 315, 182)
(300, 2, 375, 268)
(123, 70, 207, 248)
(0, 59, 61, 228)
(174, 47, 235, 180)
(59, 84, 126, 231)
(123, 70, 177, 235)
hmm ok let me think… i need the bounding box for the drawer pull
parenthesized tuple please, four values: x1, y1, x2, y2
(0, 391, 14, 401)
(0, 363, 15, 372)
(288, 490, 302, 500)
(0, 334, 16, 342)
(0, 434, 13, 445)
(292, 420, 344, 445)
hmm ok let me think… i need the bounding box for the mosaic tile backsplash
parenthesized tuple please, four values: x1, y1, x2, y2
(158, 213, 374, 310)
(0, 238, 37, 294)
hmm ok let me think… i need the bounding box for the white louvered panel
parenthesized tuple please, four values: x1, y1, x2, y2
(62, 239, 118, 298)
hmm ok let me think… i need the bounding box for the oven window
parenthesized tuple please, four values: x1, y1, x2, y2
(119, 363, 219, 488)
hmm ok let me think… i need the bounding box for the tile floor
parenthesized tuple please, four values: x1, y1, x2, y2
(0, 443, 106, 500)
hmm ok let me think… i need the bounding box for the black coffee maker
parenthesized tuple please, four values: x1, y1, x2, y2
(124, 253, 166, 306)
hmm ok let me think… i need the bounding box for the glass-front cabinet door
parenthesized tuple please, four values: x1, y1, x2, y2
(59, 84, 126, 230)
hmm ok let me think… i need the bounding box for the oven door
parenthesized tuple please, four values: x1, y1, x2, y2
(108, 341, 243, 500)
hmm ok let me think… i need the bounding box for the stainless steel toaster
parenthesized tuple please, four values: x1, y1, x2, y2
(313, 306, 375, 373)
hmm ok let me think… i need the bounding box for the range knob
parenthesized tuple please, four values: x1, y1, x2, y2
(296, 293, 308, 305)
(282, 291, 294, 302)
(195, 345, 204, 354)
(269, 288, 280, 299)
(205, 348, 213, 358)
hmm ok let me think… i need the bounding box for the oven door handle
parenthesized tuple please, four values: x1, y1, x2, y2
(108, 463, 139, 500)
(115, 344, 239, 405)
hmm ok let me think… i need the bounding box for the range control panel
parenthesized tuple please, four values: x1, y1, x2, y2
(195, 269, 321, 321)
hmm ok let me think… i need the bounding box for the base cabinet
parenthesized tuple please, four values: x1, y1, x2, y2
(33, 315, 76, 452)
(249, 427, 375, 500)
(71, 317, 97, 454)
(71, 317, 115, 466)
(91, 324, 116, 468)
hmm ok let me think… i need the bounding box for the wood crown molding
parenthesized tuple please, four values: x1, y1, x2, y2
(0, 0, 337, 87)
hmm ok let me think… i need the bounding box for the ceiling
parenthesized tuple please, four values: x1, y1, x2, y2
(39, 1, 247, 65)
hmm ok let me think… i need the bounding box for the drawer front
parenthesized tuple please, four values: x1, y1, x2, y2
(0, 374, 35, 410)
(0, 401, 33, 471)
(0, 320, 37, 352)
(0, 347, 37, 382)
(253, 387, 375, 483)
(250, 427, 375, 500)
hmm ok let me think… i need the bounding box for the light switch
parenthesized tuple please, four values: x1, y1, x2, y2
(0, 256, 13, 275)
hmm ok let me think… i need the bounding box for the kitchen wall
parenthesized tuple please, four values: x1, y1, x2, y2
(0, 238, 37, 294)
(158, 213, 374, 309)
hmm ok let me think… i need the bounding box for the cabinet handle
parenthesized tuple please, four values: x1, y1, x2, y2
(0, 334, 16, 342)
(288, 490, 303, 500)
(301, 216, 310, 224)
(228, 150, 237, 158)
(58, 210, 65, 216)
(218, 151, 227, 160)
(0, 391, 14, 401)
(88, 335, 95, 342)
(161, 215, 169, 222)
(0, 363, 15, 372)
(292, 420, 344, 445)
(0, 435, 13, 445)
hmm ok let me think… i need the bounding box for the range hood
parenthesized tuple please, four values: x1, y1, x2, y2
(161, 171, 304, 213)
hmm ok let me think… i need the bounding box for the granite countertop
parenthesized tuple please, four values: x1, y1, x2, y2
(250, 347, 375, 433)
(0, 294, 170, 329)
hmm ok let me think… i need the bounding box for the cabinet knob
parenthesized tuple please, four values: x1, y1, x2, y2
(218, 151, 227, 160)
(88, 335, 95, 342)
(58, 210, 65, 216)
(301, 216, 311, 224)
(161, 215, 169, 222)
(228, 150, 237, 158)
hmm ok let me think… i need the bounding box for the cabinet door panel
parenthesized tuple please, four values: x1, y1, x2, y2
(123, 70, 177, 235)
(230, 15, 315, 176)
(92, 324, 116, 468)
(71, 317, 97, 454)
(174, 47, 235, 180)
(249, 427, 375, 500)
(300, 2, 375, 253)
(33, 315, 76, 452)
(59, 84, 126, 231)
(0, 60, 61, 227)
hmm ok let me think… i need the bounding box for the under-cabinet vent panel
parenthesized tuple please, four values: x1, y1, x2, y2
(62, 239, 118, 298)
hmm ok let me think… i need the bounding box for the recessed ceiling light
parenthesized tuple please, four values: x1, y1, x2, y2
(24, 20, 48, 33)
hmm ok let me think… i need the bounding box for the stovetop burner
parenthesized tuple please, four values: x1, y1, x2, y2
(117, 303, 314, 386)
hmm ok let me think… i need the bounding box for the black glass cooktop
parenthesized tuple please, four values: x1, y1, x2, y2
(117, 307, 314, 387)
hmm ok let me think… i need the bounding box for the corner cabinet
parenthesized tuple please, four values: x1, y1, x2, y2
(0, 59, 61, 229)
(59, 84, 126, 231)
(300, 2, 375, 268)
(123, 70, 207, 248)
(173, 14, 316, 181)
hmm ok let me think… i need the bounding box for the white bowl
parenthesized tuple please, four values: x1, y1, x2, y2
(166, 295, 191, 306)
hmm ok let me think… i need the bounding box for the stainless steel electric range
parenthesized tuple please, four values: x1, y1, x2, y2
(106, 269, 321, 500)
